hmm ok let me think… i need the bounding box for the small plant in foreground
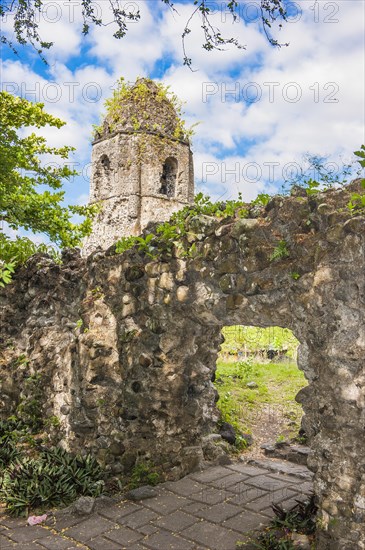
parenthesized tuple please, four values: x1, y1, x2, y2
(270, 240, 290, 262)
(0, 417, 104, 516)
(237, 494, 317, 549)
(128, 461, 160, 489)
(0, 445, 104, 516)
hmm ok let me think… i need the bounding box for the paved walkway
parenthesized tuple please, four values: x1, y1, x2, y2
(0, 459, 313, 550)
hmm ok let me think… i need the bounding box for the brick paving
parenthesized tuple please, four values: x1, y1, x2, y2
(0, 459, 313, 550)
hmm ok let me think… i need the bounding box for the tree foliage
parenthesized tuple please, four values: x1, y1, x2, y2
(1, 0, 288, 67)
(0, 91, 97, 270)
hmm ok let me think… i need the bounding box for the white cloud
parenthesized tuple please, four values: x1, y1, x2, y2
(1, 0, 363, 204)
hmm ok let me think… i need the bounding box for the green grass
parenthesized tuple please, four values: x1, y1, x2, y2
(214, 359, 307, 442)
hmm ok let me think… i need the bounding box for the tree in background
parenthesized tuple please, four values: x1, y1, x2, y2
(0, 0, 288, 67)
(0, 91, 97, 285)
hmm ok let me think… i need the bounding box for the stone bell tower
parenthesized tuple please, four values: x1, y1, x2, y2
(84, 78, 194, 254)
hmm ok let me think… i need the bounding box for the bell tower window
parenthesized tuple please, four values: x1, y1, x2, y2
(100, 154, 110, 171)
(159, 157, 177, 198)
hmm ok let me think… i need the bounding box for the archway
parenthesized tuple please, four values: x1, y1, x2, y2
(214, 325, 307, 458)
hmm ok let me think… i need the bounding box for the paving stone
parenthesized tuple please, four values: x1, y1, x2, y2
(0, 518, 25, 529)
(228, 487, 267, 506)
(182, 520, 240, 550)
(209, 472, 249, 489)
(126, 486, 158, 501)
(195, 502, 242, 523)
(99, 501, 142, 521)
(53, 513, 86, 531)
(164, 477, 208, 496)
(103, 526, 144, 545)
(87, 536, 123, 550)
(64, 516, 115, 542)
(260, 506, 277, 519)
(277, 493, 305, 511)
(261, 472, 308, 485)
(223, 510, 269, 534)
(5, 544, 44, 549)
(227, 482, 266, 499)
(249, 459, 313, 480)
(143, 492, 190, 514)
(7, 526, 48, 543)
(190, 486, 234, 505)
(119, 507, 159, 529)
(0, 533, 14, 546)
(94, 495, 120, 510)
(182, 502, 206, 515)
(143, 529, 196, 550)
(38, 534, 73, 549)
(190, 467, 233, 484)
(226, 464, 268, 477)
(152, 510, 198, 532)
(136, 523, 159, 536)
(297, 481, 314, 495)
(245, 474, 294, 491)
(243, 488, 298, 513)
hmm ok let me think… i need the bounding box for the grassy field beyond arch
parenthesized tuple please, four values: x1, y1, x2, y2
(214, 326, 307, 452)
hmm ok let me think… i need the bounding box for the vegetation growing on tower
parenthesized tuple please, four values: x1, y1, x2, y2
(93, 77, 197, 143)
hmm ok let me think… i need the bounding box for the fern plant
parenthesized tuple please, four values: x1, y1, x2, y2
(270, 240, 290, 262)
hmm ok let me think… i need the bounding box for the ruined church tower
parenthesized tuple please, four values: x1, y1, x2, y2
(84, 79, 194, 254)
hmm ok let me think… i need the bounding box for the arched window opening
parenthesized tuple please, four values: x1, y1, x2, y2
(100, 154, 111, 171)
(159, 157, 177, 197)
(214, 325, 307, 459)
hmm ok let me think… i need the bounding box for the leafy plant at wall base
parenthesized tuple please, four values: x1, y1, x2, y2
(271, 495, 317, 535)
(238, 495, 317, 549)
(128, 462, 160, 489)
(0, 444, 104, 516)
(234, 435, 248, 451)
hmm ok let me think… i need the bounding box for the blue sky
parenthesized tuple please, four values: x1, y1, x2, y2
(1, 0, 364, 244)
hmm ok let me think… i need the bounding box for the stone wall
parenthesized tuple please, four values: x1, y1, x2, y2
(1, 182, 364, 549)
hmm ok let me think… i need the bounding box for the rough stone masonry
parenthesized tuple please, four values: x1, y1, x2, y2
(0, 181, 364, 549)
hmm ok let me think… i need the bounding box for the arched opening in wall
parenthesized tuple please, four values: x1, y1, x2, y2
(159, 157, 177, 197)
(214, 325, 308, 461)
(100, 154, 111, 171)
(94, 154, 112, 200)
